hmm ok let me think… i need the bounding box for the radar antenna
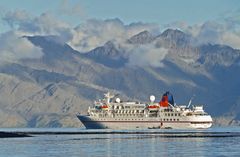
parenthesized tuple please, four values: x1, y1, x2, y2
(150, 95, 155, 103)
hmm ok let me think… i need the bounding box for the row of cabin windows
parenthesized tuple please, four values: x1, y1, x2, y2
(98, 114, 142, 117)
(163, 119, 179, 121)
(98, 114, 107, 117)
(115, 110, 144, 114)
(163, 109, 173, 112)
(97, 119, 144, 121)
(97, 113, 181, 117)
(97, 118, 179, 121)
(116, 106, 144, 109)
(115, 114, 143, 116)
(165, 113, 181, 117)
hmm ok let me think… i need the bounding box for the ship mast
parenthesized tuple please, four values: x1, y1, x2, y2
(187, 95, 195, 108)
(104, 92, 115, 104)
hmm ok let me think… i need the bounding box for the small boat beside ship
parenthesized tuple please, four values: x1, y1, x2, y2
(77, 92, 213, 129)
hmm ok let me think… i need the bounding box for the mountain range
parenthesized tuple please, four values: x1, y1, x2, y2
(0, 28, 240, 127)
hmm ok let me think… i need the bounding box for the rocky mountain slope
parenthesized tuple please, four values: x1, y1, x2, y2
(0, 29, 240, 127)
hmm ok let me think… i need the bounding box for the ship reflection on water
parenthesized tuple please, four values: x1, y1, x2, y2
(70, 132, 239, 157)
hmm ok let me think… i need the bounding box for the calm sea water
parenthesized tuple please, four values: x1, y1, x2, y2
(0, 127, 240, 157)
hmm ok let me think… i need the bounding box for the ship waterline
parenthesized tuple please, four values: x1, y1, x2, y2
(77, 92, 213, 129)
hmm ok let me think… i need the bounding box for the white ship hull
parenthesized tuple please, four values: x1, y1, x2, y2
(77, 115, 212, 129)
(77, 92, 213, 130)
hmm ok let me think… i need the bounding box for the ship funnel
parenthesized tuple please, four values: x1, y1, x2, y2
(160, 91, 174, 107)
(150, 95, 155, 102)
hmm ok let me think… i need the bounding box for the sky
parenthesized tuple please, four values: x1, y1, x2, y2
(0, 0, 240, 65)
(0, 0, 239, 33)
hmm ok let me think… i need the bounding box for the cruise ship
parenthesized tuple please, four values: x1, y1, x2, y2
(77, 92, 213, 129)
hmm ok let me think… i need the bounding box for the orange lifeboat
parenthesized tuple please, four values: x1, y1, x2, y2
(100, 105, 109, 110)
(147, 105, 160, 109)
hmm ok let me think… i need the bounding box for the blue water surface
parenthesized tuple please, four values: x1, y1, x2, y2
(0, 127, 239, 157)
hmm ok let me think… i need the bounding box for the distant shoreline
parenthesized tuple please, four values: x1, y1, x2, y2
(0, 131, 31, 138)
(1, 130, 240, 138)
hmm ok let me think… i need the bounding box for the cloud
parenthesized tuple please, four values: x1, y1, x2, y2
(69, 18, 159, 52)
(221, 9, 240, 30)
(164, 9, 240, 50)
(2, 10, 160, 53)
(19, 12, 72, 39)
(1, 8, 239, 68)
(128, 44, 168, 67)
(221, 31, 240, 49)
(2, 9, 30, 29)
(2, 10, 75, 45)
(167, 19, 240, 50)
(195, 21, 240, 49)
(0, 31, 43, 63)
(1, 10, 162, 66)
(195, 21, 223, 45)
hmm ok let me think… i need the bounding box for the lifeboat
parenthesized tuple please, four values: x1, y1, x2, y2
(147, 105, 160, 110)
(100, 105, 109, 110)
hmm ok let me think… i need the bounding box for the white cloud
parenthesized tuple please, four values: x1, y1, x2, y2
(167, 20, 240, 50)
(221, 32, 240, 49)
(164, 9, 240, 50)
(2, 9, 30, 28)
(196, 21, 223, 45)
(1, 8, 240, 68)
(128, 44, 168, 67)
(2, 10, 73, 43)
(195, 21, 240, 49)
(0, 31, 43, 63)
(2, 10, 160, 52)
(69, 18, 159, 52)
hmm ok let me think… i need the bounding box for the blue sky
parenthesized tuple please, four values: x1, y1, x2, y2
(0, 0, 239, 33)
(80, 0, 239, 23)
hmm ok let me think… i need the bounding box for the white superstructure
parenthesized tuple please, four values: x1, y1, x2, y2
(77, 92, 213, 129)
